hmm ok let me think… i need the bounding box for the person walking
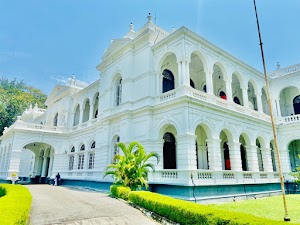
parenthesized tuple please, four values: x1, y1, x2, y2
(55, 173, 61, 186)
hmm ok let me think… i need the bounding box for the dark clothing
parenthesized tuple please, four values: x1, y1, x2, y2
(56, 174, 61, 186)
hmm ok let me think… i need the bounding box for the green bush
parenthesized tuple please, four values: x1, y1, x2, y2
(129, 191, 291, 225)
(0, 186, 6, 197)
(0, 184, 32, 225)
(110, 185, 131, 200)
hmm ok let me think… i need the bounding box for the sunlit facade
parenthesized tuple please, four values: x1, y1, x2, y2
(1, 15, 300, 201)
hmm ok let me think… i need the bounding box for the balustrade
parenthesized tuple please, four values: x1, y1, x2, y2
(149, 169, 280, 186)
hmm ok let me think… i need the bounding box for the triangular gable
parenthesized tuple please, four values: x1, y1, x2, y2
(45, 85, 70, 106)
(102, 38, 132, 60)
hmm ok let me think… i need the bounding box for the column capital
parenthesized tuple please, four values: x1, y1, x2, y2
(260, 147, 272, 152)
(227, 141, 241, 149)
(206, 138, 221, 144)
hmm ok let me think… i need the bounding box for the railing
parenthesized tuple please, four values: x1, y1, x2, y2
(281, 115, 300, 124)
(148, 169, 280, 186)
(3, 121, 66, 134)
(269, 63, 300, 77)
(158, 86, 271, 122)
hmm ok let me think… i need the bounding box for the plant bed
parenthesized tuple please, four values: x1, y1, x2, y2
(0, 184, 32, 225)
(129, 191, 296, 225)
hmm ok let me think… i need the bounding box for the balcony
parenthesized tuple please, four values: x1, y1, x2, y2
(279, 115, 300, 125)
(158, 86, 271, 122)
(148, 169, 280, 186)
(3, 120, 66, 135)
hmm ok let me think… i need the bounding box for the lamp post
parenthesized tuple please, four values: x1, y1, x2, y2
(253, 0, 290, 221)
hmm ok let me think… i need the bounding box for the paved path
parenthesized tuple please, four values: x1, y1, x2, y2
(26, 185, 159, 225)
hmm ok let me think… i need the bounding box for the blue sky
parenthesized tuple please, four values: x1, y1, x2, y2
(1, 0, 300, 94)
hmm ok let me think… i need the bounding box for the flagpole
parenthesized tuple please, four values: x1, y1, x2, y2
(253, 0, 290, 221)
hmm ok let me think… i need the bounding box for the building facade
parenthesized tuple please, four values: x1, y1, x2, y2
(1, 15, 300, 201)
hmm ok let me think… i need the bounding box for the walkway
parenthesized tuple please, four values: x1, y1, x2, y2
(26, 185, 159, 225)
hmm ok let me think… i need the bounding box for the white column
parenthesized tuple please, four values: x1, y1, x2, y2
(41, 156, 49, 177)
(206, 138, 222, 170)
(181, 60, 190, 86)
(177, 60, 182, 87)
(89, 102, 94, 120)
(280, 148, 291, 174)
(228, 142, 242, 171)
(245, 145, 259, 171)
(79, 106, 84, 124)
(225, 79, 233, 102)
(206, 71, 214, 95)
(47, 154, 54, 177)
(275, 99, 282, 117)
(257, 92, 263, 112)
(156, 140, 164, 170)
(6, 149, 22, 180)
(176, 134, 197, 170)
(242, 87, 249, 107)
(260, 147, 273, 172)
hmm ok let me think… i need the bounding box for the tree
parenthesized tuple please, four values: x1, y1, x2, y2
(0, 78, 47, 135)
(104, 141, 159, 191)
(290, 154, 300, 184)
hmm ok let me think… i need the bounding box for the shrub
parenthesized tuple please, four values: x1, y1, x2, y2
(110, 185, 131, 200)
(129, 191, 290, 225)
(104, 141, 159, 191)
(0, 184, 32, 225)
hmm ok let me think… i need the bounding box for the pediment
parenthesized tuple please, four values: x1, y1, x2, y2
(102, 38, 132, 59)
(45, 85, 70, 106)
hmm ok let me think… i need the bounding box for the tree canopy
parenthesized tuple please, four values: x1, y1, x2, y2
(0, 78, 47, 135)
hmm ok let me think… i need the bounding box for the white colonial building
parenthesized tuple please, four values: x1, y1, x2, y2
(1, 14, 300, 200)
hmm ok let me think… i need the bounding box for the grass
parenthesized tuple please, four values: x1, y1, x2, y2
(0, 184, 32, 225)
(211, 194, 300, 224)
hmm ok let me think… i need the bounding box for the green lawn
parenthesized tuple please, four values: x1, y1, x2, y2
(211, 195, 300, 224)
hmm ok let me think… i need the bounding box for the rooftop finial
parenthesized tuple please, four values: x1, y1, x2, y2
(129, 22, 134, 31)
(172, 27, 176, 32)
(276, 62, 281, 70)
(71, 74, 75, 80)
(147, 13, 152, 22)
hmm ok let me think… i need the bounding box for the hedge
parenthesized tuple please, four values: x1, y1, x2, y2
(128, 191, 293, 225)
(0, 184, 32, 225)
(110, 185, 131, 200)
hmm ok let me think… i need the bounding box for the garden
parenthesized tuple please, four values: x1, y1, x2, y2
(107, 141, 300, 225)
(0, 184, 32, 225)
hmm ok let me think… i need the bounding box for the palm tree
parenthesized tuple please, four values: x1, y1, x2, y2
(104, 141, 159, 190)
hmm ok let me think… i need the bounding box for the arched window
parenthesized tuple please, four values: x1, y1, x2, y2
(190, 79, 195, 88)
(240, 145, 247, 171)
(203, 85, 207, 93)
(89, 141, 96, 169)
(293, 95, 300, 115)
(116, 78, 122, 106)
(233, 96, 241, 105)
(220, 91, 227, 100)
(53, 113, 58, 126)
(80, 144, 85, 151)
(223, 142, 231, 170)
(162, 70, 174, 93)
(68, 146, 75, 170)
(112, 136, 120, 163)
(163, 132, 176, 169)
(90, 141, 95, 149)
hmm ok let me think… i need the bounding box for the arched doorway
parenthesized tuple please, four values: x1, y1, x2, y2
(163, 132, 176, 169)
(256, 139, 264, 171)
(19, 142, 55, 184)
(289, 140, 300, 170)
(293, 95, 300, 115)
(239, 135, 249, 171)
(162, 70, 175, 93)
(195, 125, 209, 169)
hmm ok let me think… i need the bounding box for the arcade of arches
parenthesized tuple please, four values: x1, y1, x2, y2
(160, 125, 278, 172)
(19, 142, 54, 184)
